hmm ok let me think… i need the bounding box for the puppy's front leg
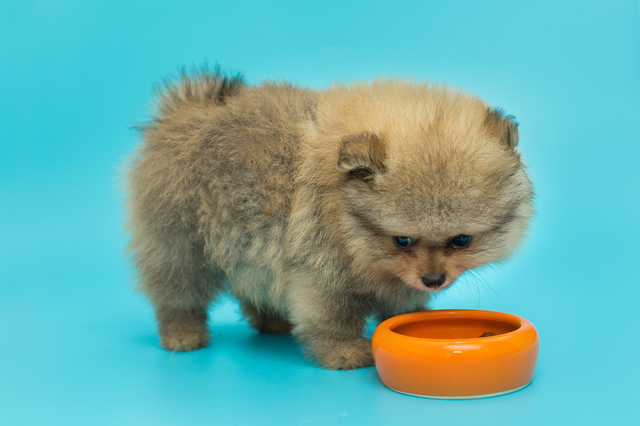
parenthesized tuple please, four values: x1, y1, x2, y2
(288, 280, 374, 370)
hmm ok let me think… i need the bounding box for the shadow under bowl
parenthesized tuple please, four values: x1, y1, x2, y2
(372, 309, 539, 399)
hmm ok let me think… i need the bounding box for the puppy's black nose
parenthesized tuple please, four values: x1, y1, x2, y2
(421, 274, 446, 288)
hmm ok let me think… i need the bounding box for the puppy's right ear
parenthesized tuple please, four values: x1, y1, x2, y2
(485, 107, 519, 149)
(336, 132, 387, 182)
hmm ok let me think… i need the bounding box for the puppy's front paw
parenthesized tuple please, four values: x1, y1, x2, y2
(258, 316, 293, 335)
(312, 337, 374, 370)
(241, 302, 293, 335)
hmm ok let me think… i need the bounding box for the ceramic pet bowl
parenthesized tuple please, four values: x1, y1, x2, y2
(372, 309, 539, 399)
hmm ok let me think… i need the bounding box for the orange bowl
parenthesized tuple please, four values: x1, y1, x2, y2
(372, 309, 539, 399)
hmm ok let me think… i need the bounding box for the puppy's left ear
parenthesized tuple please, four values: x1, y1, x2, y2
(485, 107, 519, 149)
(336, 132, 387, 181)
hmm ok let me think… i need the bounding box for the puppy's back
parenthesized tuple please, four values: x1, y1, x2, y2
(127, 70, 316, 272)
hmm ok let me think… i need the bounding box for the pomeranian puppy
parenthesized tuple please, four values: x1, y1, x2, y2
(125, 68, 533, 370)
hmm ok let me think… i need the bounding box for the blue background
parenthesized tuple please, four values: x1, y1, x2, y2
(1, 1, 639, 424)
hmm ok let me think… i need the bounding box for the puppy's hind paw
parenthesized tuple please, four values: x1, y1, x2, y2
(156, 307, 210, 352)
(161, 329, 209, 352)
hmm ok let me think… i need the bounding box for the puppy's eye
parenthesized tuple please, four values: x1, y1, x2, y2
(449, 234, 472, 248)
(394, 236, 417, 249)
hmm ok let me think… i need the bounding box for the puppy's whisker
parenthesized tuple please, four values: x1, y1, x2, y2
(471, 270, 502, 300)
(458, 271, 481, 304)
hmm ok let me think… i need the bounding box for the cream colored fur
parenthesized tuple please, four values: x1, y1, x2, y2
(125, 69, 533, 369)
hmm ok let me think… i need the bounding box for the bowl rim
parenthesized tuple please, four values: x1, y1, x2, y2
(377, 309, 533, 343)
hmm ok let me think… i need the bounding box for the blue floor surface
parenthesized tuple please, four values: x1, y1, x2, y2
(1, 1, 639, 425)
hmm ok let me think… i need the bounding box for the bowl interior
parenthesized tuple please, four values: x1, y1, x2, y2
(391, 316, 521, 339)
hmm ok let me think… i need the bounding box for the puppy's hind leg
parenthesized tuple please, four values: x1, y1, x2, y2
(155, 306, 209, 352)
(132, 232, 222, 352)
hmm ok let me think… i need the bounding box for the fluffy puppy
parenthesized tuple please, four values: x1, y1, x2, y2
(125, 69, 533, 370)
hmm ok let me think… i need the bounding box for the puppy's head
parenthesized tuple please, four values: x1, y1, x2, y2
(330, 88, 533, 295)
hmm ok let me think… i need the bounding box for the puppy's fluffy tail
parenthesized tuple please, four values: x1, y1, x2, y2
(151, 66, 244, 117)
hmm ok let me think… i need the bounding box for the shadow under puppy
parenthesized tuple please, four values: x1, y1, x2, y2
(125, 69, 533, 370)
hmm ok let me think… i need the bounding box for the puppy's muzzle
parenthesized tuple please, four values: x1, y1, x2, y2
(421, 274, 446, 288)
